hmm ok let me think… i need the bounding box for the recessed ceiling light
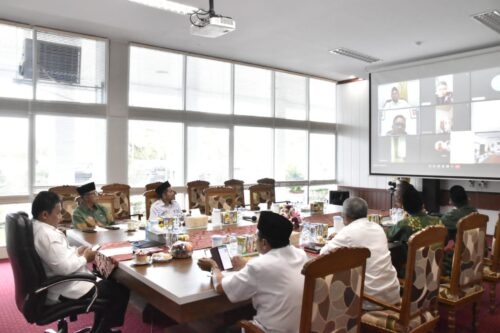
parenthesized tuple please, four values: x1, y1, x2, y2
(472, 10, 500, 34)
(128, 0, 199, 15)
(329, 48, 380, 63)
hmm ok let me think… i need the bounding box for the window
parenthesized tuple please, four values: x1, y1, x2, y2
(186, 56, 231, 114)
(128, 120, 184, 187)
(34, 115, 106, 186)
(275, 129, 308, 181)
(234, 126, 273, 182)
(234, 65, 271, 117)
(0, 22, 33, 99)
(310, 78, 336, 123)
(34, 30, 106, 103)
(129, 46, 184, 109)
(275, 72, 306, 120)
(0, 117, 29, 195)
(309, 133, 335, 180)
(187, 126, 229, 184)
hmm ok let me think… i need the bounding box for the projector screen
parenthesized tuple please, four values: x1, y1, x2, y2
(370, 48, 500, 180)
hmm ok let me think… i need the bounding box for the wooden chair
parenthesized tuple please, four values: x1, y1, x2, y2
(224, 179, 245, 207)
(204, 186, 236, 215)
(94, 193, 116, 223)
(438, 213, 488, 332)
(187, 180, 210, 214)
(48, 185, 79, 224)
(145, 181, 163, 191)
(249, 184, 275, 210)
(483, 213, 500, 313)
(238, 247, 370, 333)
(101, 183, 142, 220)
(256, 178, 275, 204)
(361, 225, 448, 333)
(143, 189, 159, 220)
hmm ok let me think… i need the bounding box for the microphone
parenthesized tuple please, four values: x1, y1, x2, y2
(242, 216, 257, 222)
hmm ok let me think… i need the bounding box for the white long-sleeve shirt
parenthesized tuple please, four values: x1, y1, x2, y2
(33, 219, 94, 303)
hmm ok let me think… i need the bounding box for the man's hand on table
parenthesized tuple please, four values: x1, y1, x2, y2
(327, 232, 337, 241)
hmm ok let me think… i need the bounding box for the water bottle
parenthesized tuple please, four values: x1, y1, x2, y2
(229, 233, 238, 256)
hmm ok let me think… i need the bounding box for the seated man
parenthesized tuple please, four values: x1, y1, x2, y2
(149, 180, 183, 219)
(441, 185, 477, 276)
(32, 191, 129, 333)
(198, 211, 308, 333)
(320, 197, 400, 309)
(72, 182, 114, 230)
(387, 185, 442, 275)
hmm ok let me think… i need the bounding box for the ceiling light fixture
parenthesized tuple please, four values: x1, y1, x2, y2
(128, 0, 199, 16)
(329, 48, 380, 63)
(472, 10, 500, 34)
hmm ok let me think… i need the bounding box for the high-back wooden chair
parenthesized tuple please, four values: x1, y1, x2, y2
(249, 184, 275, 210)
(238, 247, 370, 333)
(187, 180, 210, 214)
(361, 225, 447, 333)
(101, 183, 142, 220)
(256, 178, 275, 204)
(143, 189, 159, 220)
(48, 185, 79, 224)
(301, 247, 370, 333)
(204, 186, 236, 215)
(94, 193, 116, 223)
(145, 182, 163, 191)
(438, 213, 488, 332)
(224, 179, 245, 207)
(483, 213, 500, 313)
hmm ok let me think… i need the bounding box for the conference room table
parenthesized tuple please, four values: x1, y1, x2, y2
(66, 208, 402, 324)
(67, 224, 252, 324)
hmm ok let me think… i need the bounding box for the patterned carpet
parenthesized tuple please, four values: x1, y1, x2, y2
(1, 258, 500, 332)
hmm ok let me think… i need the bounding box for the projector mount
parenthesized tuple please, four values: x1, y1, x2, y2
(190, 0, 229, 27)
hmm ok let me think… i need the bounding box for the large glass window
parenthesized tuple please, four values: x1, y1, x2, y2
(34, 115, 106, 186)
(310, 78, 336, 123)
(234, 65, 272, 117)
(186, 56, 231, 114)
(309, 133, 335, 180)
(187, 126, 229, 184)
(0, 117, 29, 195)
(0, 22, 33, 99)
(275, 72, 306, 120)
(275, 129, 308, 182)
(128, 120, 184, 187)
(35, 30, 106, 103)
(129, 46, 184, 109)
(234, 126, 273, 182)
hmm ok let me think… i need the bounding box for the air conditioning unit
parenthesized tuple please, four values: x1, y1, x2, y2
(190, 16, 236, 38)
(19, 39, 81, 84)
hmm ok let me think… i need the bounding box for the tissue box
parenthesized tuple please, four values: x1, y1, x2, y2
(221, 211, 238, 224)
(185, 215, 209, 229)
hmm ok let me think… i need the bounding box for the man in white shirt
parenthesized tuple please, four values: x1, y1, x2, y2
(383, 87, 410, 109)
(32, 191, 129, 333)
(149, 180, 183, 219)
(198, 211, 308, 333)
(320, 197, 400, 309)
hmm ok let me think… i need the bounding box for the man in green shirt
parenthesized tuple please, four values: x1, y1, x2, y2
(441, 185, 477, 276)
(72, 182, 114, 230)
(387, 185, 442, 277)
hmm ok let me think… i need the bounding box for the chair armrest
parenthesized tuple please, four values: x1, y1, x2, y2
(239, 320, 265, 333)
(35, 273, 100, 313)
(363, 294, 401, 313)
(130, 213, 143, 220)
(36, 272, 97, 294)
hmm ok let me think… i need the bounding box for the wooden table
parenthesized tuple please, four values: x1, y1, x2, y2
(67, 225, 249, 324)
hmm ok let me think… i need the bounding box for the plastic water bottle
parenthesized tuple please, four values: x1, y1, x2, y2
(229, 233, 238, 256)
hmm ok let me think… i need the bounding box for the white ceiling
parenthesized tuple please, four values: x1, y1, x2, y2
(1, 0, 500, 81)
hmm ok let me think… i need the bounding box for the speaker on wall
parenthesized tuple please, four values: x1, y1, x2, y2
(329, 191, 350, 206)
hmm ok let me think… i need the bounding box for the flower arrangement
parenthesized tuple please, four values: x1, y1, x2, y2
(279, 203, 302, 230)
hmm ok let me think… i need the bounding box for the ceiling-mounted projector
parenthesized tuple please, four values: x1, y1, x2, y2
(190, 16, 235, 38)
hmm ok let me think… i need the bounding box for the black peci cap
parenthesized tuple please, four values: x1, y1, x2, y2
(77, 182, 96, 196)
